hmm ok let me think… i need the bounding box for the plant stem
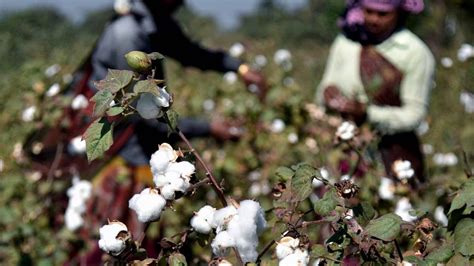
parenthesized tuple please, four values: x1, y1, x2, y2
(138, 222, 151, 246)
(394, 239, 404, 262)
(176, 129, 228, 207)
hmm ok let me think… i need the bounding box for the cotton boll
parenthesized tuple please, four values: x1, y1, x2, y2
(71, 94, 89, 110)
(98, 222, 128, 256)
(457, 43, 474, 62)
(211, 231, 235, 257)
(129, 188, 166, 223)
(275, 236, 299, 259)
(190, 205, 216, 234)
(229, 43, 245, 58)
(168, 161, 195, 179)
(279, 251, 309, 266)
(22, 106, 37, 122)
(67, 178, 92, 200)
(45, 64, 61, 77)
(223, 71, 238, 84)
(288, 133, 299, 144)
(336, 121, 356, 141)
(378, 177, 395, 200)
(160, 184, 177, 200)
(395, 197, 417, 222)
(434, 206, 448, 227)
(271, 119, 285, 133)
(65, 208, 84, 231)
(150, 143, 178, 175)
(203, 99, 215, 112)
(254, 54, 267, 68)
(45, 83, 61, 97)
(212, 206, 238, 232)
(68, 136, 87, 155)
(274, 49, 292, 65)
(440, 57, 453, 68)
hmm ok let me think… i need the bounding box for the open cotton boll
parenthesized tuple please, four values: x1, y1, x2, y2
(68, 136, 87, 155)
(129, 188, 166, 223)
(274, 49, 292, 65)
(395, 197, 417, 222)
(434, 206, 448, 227)
(211, 231, 235, 257)
(67, 178, 92, 200)
(190, 205, 216, 234)
(276, 236, 300, 259)
(65, 208, 84, 231)
(22, 106, 37, 122)
(336, 121, 356, 141)
(378, 177, 395, 200)
(98, 222, 128, 256)
(167, 161, 195, 179)
(270, 119, 286, 133)
(212, 205, 238, 232)
(46, 83, 61, 97)
(71, 94, 89, 110)
(150, 143, 178, 175)
(223, 71, 238, 84)
(229, 42, 245, 58)
(279, 252, 308, 266)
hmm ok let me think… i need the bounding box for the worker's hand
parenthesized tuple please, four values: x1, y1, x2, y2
(238, 64, 268, 102)
(323, 85, 366, 124)
(210, 118, 244, 141)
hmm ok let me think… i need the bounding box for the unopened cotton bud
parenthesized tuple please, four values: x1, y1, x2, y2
(98, 222, 128, 256)
(125, 51, 152, 73)
(129, 188, 166, 223)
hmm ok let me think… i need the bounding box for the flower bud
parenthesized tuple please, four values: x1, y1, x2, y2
(125, 51, 152, 73)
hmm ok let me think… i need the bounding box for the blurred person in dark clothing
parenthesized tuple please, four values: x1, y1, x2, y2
(65, 0, 267, 263)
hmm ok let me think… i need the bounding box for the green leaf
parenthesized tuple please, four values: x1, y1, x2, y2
(448, 179, 474, 215)
(313, 188, 339, 216)
(404, 255, 423, 264)
(365, 213, 402, 241)
(275, 166, 294, 182)
(94, 69, 134, 93)
(311, 244, 328, 258)
(353, 202, 376, 226)
(133, 80, 160, 96)
(291, 164, 318, 201)
(454, 218, 474, 256)
(91, 89, 114, 117)
(106, 106, 124, 116)
(166, 109, 179, 133)
(168, 252, 187, 266)
(446, 253, 470, 266)
(84, 118, 114, 162)
(425, 244, 454, 263)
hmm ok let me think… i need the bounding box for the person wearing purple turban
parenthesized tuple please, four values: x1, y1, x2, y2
(317, 0, 435, 185)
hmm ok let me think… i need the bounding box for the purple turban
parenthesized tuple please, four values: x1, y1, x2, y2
(361, 0, 424, 14)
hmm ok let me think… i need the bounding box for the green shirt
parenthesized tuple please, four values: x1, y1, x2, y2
(316, 29, 435, 134)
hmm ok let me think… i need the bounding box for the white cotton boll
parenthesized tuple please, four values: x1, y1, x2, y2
(434, 206, 448, 227)
(274, 49, 292, 65)
(460, 91, 474, 113)
(212, 206, 238, 231)
(98, 222, 128, 256)
(153, 172, 173, 188)
(279, 252, 308, 266)
(65, 208, 84, 231)
(254, 54, 267, 68)
(248, 170, 261, 181)
(401, 261, 413, 266)
(336, 121, 356, 141)
(444, 153, 458, 166)
(212, 231, 235, 257)
(203, 99, 215, 112)
(422, 144, 434, 155)
(340, 175, 351, 181)
(67, 178, 92, 200)
(150, 143, 178, 175)
(190, 205, 216, 234)
(395, 197, 417, 222)
(416, 120, 429, 136)
(67, 196, 87, 213)
(288, 133, 299, 144)
(0, 159, 3, 173)
(392, 160, 414, 180)
(46, 83, 61, 97)
(160, 185, 177, 200)
(229, 42, 245, 58)
(276, 236, 299, 259)
(68, 136, 87, 155)
(45, 64, 61, 77)
(440, 57, 453, 68)
(168, 161, 195, 179)
(218, 259, 233, 266)
(71, 94, 89, 110)
(312, 177, 324, 188)
(238, 200, 266, 235)
(378, 177, 395, 200)
(22, 106, 37, 122)
(136, 93, 161, 119)
(223, 71, 238, 85)
(270, 118, 286, 133)
(457, 43, 474, 62)
(433, 153, 458, 167)
(293, 248, 310, 265)
(129, 188, 166, 223)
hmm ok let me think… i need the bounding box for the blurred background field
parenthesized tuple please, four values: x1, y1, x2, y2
(0, 0, 473, 264)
